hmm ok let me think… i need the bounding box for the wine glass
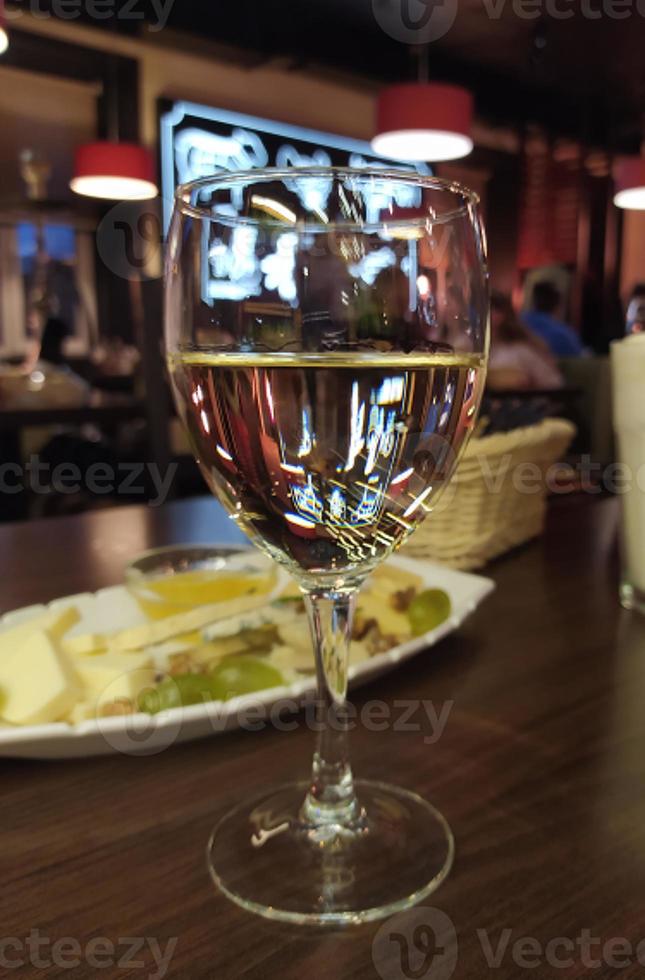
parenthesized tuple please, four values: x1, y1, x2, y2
(164, 167, 489, 925)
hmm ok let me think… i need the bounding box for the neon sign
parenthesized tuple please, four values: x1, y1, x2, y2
(160, 101, 432, 305)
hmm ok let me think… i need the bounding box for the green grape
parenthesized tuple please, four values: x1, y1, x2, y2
(138, 657, 286, 714)
(209, 656, 285, 701)
(138, 673, 214, 714)
(407, 589, 452, 637)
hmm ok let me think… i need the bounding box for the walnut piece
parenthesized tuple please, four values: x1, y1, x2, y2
(390, 587, 416, 612)
(100, 698, 135, 717)
(353, 615, 378, 641)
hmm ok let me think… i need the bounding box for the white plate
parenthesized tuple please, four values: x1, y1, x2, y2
(0, 553, 494, 759)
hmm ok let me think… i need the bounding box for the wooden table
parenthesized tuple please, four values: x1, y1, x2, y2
(3, 495, 645, 979)
(0, 392, 147, 522)
(0, 391, 145, 431)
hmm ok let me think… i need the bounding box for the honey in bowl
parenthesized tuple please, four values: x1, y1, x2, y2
(125, 546, 278, 619)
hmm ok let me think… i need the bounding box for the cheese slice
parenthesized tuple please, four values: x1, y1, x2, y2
(0, 630, 80, 725)
(46, 607, 82, 639)
(355, 593, 411, 638)
(369, 564, 423, 593)
(75, 652, 155, 712)
(61, 632, 107, 658)
(0, 607, 80, 659)
(64, 701, 92, 725)
(109, 593, 269, 652)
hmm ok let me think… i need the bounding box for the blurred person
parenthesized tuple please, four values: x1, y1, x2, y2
(489, 291, 563, 390)
(523, 281, 584, 357)
(39, 316, 70, 365)
(626, 284, 645, 335)
(372, 265, 409, 331)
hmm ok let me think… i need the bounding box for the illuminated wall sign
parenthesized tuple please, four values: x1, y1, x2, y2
(159, 100, 431, 305)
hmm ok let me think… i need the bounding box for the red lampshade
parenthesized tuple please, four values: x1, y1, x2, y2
(613, 156, 645, 210)
(372, 83, 474, 163)
(70, 141, 157, 201)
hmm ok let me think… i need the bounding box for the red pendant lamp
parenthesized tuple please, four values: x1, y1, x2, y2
(0, 0, 9, 55)
(372, 82, 474, 163)
(70, 57, 157, 202)
(70, 141, 157, 201)
(614, 154, 645, 211)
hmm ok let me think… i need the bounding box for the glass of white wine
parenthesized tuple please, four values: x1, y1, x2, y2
(165, 167, 489, 925)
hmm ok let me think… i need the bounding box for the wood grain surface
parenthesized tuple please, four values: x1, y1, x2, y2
(2, 495, 644, 980)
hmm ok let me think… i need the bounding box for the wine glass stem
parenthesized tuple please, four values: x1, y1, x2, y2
(301, 587, 360, 828)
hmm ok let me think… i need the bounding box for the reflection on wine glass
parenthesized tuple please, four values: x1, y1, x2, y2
(165, 167, 489, 925)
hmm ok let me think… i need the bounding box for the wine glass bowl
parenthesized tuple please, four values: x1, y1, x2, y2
(165, 167, 489, 924)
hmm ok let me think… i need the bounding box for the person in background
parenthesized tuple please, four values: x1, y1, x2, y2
(488, 291, 563, 390)
(626, 284, 645, 335)
(522, 281, 584, 357)
(21, 310, 71, 372)
(39, 316, 70, 365)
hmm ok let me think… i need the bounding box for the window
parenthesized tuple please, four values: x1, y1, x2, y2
(0, 217, 98, 357)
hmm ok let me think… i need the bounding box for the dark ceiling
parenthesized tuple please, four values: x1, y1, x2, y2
(157, 0, 645, 148)
(8, 0, 645, 148)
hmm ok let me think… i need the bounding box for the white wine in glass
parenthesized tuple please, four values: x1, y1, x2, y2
(165, 168, 489, 925)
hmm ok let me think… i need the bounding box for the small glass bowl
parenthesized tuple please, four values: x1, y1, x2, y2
(125, 544, 278, 619)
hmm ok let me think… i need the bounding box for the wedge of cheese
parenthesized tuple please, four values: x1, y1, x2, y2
(109, 593, 270, 652)
(0, 607, 80, 660)
(74, 652, 155, 712)
(64, 701, 93, 725)
(369, 564, 423, 592)
(355, 593, 412, 639)
(0, 629, 80, 725)
(61, 632, 107, 658)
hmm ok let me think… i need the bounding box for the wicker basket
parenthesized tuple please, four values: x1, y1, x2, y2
(403, 418, 576, 570)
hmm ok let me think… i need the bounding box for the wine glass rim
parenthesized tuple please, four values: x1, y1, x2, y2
(173, 166, 480, 230)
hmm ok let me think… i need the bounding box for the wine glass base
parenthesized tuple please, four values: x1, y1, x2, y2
(206, 779, 454, 926)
